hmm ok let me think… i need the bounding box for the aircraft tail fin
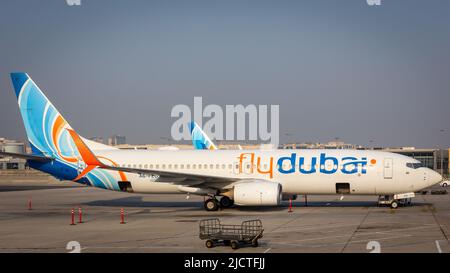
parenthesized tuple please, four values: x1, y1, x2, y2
(188, 121, 218, 150)
(10, 73, 114, 162)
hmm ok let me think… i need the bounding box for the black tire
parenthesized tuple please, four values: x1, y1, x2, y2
(223, 240, 231, 246)
(390, 201, 398, 209)
(205, 240, 214, 248)
(220, 196, 234, 208)
(204, 199, 219, 211)
(443, 183, 448, 187)
(251, 240, 259, 247)
(230, 240, 239, 250)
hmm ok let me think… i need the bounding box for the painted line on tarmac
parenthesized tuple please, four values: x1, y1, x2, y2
(354, 224, 436, 237)
(421, 194, 449, 243)
(267, 206, 321, 233)
(82, 246, 194, 250)
(268, 225, 433, 246)
(271, 234, 413, 249)
(341, 207, 372, 252)
(435, 240, 442, 253)
(266, 225, 433, 246)
(274, 223, 359, 232)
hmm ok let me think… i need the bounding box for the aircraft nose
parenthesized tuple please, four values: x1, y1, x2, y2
(427, 169, 443, 186)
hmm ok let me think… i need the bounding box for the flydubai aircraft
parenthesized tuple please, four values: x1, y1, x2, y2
(1, 73, 442, 211)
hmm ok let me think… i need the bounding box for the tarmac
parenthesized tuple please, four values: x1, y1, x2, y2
(0, 174, 448, 253)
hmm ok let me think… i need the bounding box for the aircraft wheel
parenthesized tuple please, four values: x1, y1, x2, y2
(205, 240, 214, 248)
(220, 196, 234, 208)
(204, 198, 219, 211)
(230, 240, 239, 250)
(390, 200, 398, 209)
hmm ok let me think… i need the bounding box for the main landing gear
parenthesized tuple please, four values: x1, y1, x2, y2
(204, 196, 235, 211)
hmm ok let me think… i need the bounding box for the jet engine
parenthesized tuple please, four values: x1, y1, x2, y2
(233, 181, 282, 206)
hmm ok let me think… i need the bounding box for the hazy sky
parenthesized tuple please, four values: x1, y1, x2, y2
(0, 0, 449, 148)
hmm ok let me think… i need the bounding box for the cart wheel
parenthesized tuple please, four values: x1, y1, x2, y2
(230, 240, 239, 250)
(205, 240, 214, 248)
(204, 199, 219, 211)
(390, 200, 398, 209)
(223, 240, 231, 246)
(252, 240, 259, 247)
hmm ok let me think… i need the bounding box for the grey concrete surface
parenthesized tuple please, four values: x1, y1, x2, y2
(0, 178, 448, 253)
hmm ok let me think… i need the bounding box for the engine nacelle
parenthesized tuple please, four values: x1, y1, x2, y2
(233, 181, 282, 206)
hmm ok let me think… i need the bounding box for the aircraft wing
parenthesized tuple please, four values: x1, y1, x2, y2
(100, 164, 236, 184)
(66, 127, 241, 188)
(0, 151, 53, 162)
(101, 165, 262, 191)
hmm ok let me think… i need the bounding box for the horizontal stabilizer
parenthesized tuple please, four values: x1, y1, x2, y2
(0, 151, 53, 162)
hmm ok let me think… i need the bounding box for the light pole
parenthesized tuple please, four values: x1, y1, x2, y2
(369, 139, 374, 150)
(284, 133, 292, 149)
(334, 137, 341, 149)
(439, 129, 445, 178)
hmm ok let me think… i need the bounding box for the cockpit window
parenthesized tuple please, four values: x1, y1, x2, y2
(406, 162, 423, 169)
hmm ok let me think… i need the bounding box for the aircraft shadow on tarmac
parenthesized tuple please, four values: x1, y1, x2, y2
(84, 197, 288, 212)
(83, 196, 432, 210)
(291, 201, 431, 208)
(84, 196, 204, 208)
(237, 201, 432, 209)
(84, 196, 285, 211)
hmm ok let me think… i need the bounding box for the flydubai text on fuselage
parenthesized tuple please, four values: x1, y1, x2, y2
(237, 152, 371, 178)
(4, 73, 442, 210)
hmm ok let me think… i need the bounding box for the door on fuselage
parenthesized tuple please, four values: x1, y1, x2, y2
(383, 158, 393, 179)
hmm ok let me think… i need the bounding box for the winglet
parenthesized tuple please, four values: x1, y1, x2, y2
(67, 129, 104, 181)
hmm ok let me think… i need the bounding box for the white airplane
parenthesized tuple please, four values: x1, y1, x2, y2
(1, 73, 442, 211)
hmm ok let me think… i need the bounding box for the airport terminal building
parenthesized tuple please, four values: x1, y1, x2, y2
(381, 148, 449, 177)
(0, 138, 26, 170)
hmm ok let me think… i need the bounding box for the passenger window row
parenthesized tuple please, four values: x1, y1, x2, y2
(120, 163, 235, 170)
(117, 163, 365, 170)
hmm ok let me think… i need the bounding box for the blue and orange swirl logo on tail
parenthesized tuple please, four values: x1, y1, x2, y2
(11, 72, 79, 161)
(11, 72, 125, 190)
